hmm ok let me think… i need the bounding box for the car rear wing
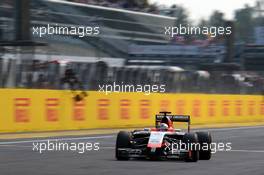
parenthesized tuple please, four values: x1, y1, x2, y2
(156, 112, 191, 132)
(156, 115, 190, 122)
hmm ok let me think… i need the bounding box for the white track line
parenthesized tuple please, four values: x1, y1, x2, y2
(0, 135, 114, 145)
(101, 146, 115, 149)
(197, 125, 264, 132)
(227, 149, 264, 153)
(0, 125, 264, 145)
(0, 145, 32, 148)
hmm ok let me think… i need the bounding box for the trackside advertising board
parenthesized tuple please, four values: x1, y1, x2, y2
(0, 89, 263, 132)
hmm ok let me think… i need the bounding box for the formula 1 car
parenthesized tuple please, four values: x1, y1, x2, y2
(115, 112, 212, 162)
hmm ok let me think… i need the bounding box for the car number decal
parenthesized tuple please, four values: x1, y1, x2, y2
(147, 131, 166, 148)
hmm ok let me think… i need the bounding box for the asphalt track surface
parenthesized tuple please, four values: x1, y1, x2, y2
(0, 126, 264, 175)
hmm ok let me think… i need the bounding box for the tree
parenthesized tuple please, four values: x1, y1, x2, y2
(197, 18, 209, 39)
(169, 4, 189, 25)
(255, 0, 264, 26)
(209, 10, 226, 27)
(235, 4, 255, 43)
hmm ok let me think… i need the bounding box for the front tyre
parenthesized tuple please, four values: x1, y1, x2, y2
(183, 133, 199, 162)
(196, 131, 212, 160)
(115, 131, 131, 160)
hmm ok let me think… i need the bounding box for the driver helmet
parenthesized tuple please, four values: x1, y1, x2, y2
(161, 116, 172, 128)
(160, 123, 169, 131)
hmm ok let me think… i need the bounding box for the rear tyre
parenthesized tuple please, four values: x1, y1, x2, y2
(196, 131, 212, 160)
(115, 131, 131, 160)
(183, 133, 199, 162)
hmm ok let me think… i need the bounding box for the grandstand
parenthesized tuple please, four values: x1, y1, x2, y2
(243, 45, 264, 71)
(31, 0, 175, 57)
(0, 0, 263, 94)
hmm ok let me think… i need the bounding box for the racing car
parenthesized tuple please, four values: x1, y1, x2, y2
(115, 112, 212, 162)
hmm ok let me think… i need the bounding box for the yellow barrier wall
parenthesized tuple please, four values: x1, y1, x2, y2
(0, 89, 263, 133)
